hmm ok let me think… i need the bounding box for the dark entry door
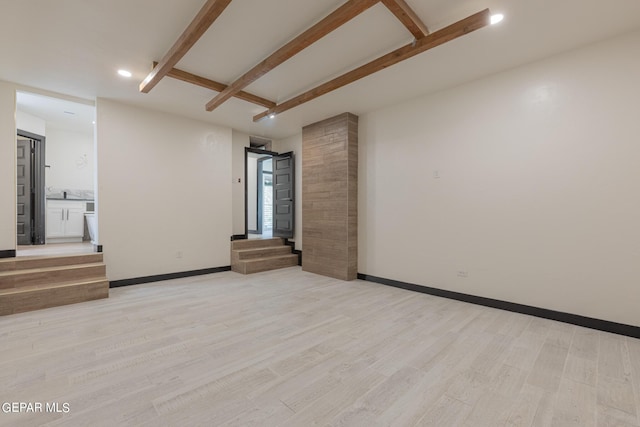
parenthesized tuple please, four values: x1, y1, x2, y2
(272, 152, 294, 238)
(17, 138, 32, 245)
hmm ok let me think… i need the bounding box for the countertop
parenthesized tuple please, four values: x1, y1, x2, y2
(46, 197, 95, 201)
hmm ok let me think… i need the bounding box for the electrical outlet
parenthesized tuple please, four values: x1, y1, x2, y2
(457, 270, 468, 278)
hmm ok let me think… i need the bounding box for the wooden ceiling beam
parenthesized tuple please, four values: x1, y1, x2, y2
(205, 0, 380, 112)
(253, 9, 490, 122)
(155, 63, 276, 109)
(139, 0, 233, 93)
(381, 0, 429, 38)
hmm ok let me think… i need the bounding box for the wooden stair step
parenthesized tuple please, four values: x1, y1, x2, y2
(0, 278, 108, 295)
(231, 238, 285, 250)
(232, 245, 293, 260)
(0, 279, 109, 316)
(0, 253, 103, 272)
(0, 263, 106, 290)
(232, 254, 298, 275)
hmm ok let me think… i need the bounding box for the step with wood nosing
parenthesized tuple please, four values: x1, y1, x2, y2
(0, 253, 103, 272)
(232, 245, 293, 260)
(0, 278, 108, 295)
(0, 279, 109, 316)
(231, 238, 285, 250)
(0, 263, 106, 290)
(234, 254, 298, 274)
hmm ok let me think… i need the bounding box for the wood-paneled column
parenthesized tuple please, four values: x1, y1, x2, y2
(302, 112, 358, 280)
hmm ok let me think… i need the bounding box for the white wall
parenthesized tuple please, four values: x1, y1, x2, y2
(16, 110, 45, 136)
(359, 30, 640, 327)
(0, 81, 16, 251)
(231, 130, 249, 235)
(273, 134, 302, 249)
(45, 128, 94, 191)
(96, 99, 232, 281)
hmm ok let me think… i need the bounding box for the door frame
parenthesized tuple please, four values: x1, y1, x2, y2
(17, 129, 46, 245)
(244, 147, 279, 238)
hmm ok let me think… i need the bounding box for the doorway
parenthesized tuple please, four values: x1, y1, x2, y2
(257, 156, 273, 237)
(16, 130, 46, 245)
(247, 150, 274, 237)
(15, 91, 97, 256)
(244, 147, 295, 239)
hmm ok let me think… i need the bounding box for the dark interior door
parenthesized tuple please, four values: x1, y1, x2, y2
(16, 138, 32, 245)
(272, 152, 294, 238)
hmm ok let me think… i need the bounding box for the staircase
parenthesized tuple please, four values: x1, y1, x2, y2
(231, 238, 298, 274)
(0, 253, 109, 316)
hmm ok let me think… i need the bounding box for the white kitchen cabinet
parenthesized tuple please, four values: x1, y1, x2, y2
(46, 200, 86, 242)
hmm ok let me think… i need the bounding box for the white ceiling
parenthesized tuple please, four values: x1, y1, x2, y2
(2, 0, 640, 140)
(17, 91, 95, 135)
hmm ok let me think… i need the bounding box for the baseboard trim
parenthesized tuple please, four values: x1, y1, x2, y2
(0, 250, 16, 259)
(110, 266, 231, 288)
(292, 250, 302, 266)
(284, 240, 302, 266)
(357, 273, 640, 339)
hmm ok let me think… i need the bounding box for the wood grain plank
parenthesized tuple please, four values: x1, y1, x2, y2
(381, 0, 429, 38)
(504, 383, 553, 427)
(552, 377, 597, 426)
(597, 404, 640, 427)
(139, 0, 232, 93)
(599, 332, 630, 380)
(463, 390, 514, 426)
(597, 375, 637, 420)
(526, 340, 569, 392)
(206, 0, 379, 111)
(157, 63, 277, 108)
(329, 366, 425, 425)
(0, 268, 636, 425)
(253, 9, 491, 121)
(415, 395, 472, 426)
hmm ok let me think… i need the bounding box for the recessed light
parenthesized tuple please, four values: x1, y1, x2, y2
(117, 69, 132, 78)
(490, 14, 504, 25)
(268, 113, 276, 119)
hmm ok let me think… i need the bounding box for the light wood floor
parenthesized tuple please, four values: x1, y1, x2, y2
(16, 243, 95, 257)
(1, 267, 638, 426)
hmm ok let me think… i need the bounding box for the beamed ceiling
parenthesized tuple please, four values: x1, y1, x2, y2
(2, 0, 640, 139)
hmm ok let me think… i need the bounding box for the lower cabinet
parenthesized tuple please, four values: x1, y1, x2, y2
(46, 200, 85, 243)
